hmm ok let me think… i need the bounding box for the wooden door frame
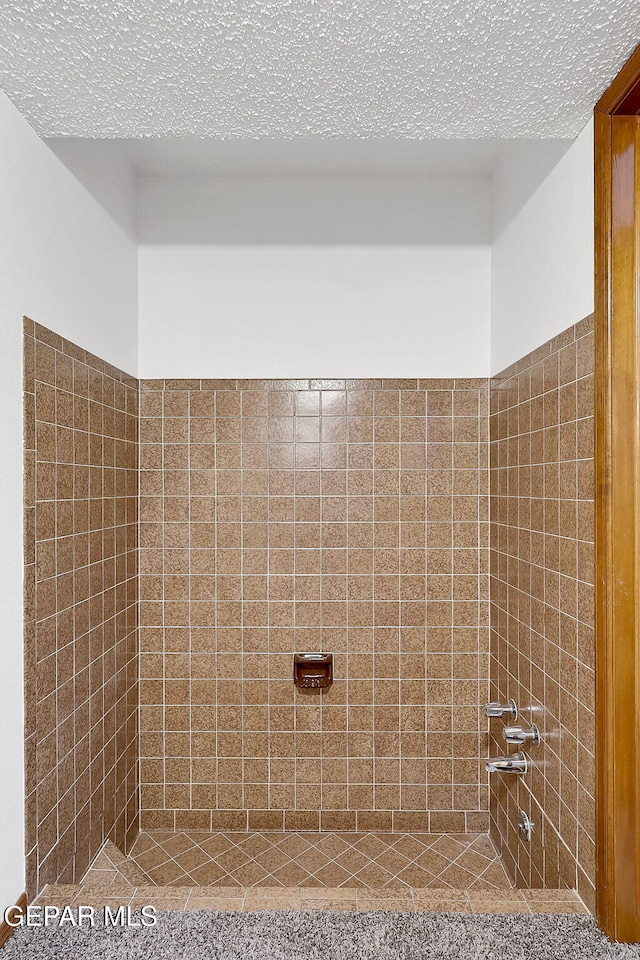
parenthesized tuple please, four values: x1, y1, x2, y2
(594, 43, 640, 943)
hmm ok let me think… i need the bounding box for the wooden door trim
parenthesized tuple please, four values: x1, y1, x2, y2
(594, 43, 640, 943)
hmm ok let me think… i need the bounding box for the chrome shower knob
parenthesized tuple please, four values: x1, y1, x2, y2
(484, 698, 517, 720)
(503, 723, 540, 746)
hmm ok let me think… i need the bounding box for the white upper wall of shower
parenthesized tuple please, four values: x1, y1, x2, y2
(136, 172, 493, 379)
(46, 132, 595, 381)
(490, 120, 594, 374)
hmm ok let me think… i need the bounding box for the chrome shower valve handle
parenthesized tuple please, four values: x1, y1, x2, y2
(503, 723, 541, 746)
(484, 698, 517, 720)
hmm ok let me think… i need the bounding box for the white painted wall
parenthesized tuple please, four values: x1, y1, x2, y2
(0, 92, 137, 910)
(491, 121, 594, 374)
(28, 131, 595, 378)
(45, 138, 137, 240)
(139, 244, 490, 378)
(138, 175, 491, 245)
(138, 176, 492, 377)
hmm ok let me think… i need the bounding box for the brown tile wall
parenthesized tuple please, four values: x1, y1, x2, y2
(488, 316, 595, 910)
(23, 319, 139, 898)
(138, 378, 490, 833)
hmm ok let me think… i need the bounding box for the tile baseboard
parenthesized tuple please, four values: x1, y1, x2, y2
(140, 809, 490, 834)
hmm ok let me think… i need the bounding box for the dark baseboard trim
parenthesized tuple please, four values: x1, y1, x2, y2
(0, 893, 27, 950)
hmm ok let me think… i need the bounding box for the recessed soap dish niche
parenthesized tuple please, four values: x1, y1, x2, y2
(293, 653, 333, 690)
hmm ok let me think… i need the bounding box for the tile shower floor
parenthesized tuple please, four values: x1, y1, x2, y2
(33, 836, 589, 916)
(91, 831, 512, 889)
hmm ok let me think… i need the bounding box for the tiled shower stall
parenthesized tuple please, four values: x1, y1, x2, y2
(22, 314, 595, 909)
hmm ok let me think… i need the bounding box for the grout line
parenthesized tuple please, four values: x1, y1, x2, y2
(188, 389, 193, 818)
(213, 388, 220, 826)
(137, 378, 142, 847)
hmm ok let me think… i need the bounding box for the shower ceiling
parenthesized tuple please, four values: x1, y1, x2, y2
(0, 0, 639, 139)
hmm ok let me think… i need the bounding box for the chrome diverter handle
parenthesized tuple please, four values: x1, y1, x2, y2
(486, 752, 528, 775)
(503, 723, 540, 746)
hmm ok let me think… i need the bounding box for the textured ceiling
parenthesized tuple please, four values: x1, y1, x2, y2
(0, 0, 639, 139)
